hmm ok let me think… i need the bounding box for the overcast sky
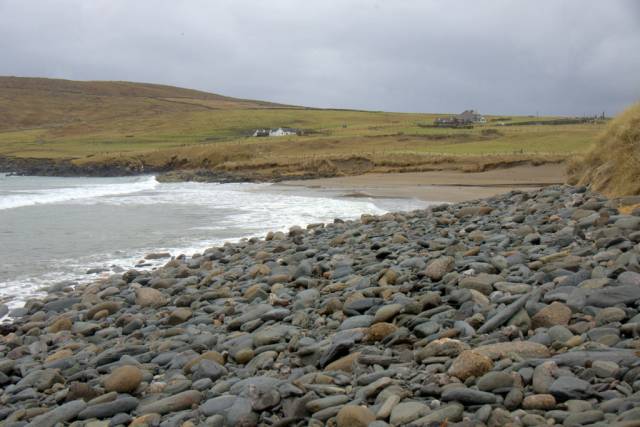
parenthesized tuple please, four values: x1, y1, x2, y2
(1, 1, 639, 115)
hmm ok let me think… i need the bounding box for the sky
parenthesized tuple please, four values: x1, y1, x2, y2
(1, 0, 639, 115)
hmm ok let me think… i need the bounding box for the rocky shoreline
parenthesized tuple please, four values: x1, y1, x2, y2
(0, 156, 149, 178)
(0, 156, 242, 183)
(0, 156, 349, 184)
(2, 185, 640, 426)
(0, 155, 567, 186)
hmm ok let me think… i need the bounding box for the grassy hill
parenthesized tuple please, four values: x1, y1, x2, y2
(0, 76, 607, 180)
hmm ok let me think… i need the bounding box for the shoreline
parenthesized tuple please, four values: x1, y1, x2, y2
(1, 159, 568, 205)
(1, 176, 422, 309)
(276, 163, 566, 203)
(0, 164, 565, 308)
(0, 153, 566, 189)
(1, 184, 640, 425)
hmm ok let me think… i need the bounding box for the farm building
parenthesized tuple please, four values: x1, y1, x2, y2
(435, 110, 486, 126)
(253, 127, 299, 137)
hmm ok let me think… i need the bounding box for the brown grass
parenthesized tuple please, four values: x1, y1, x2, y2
(567, 102, 640, 196)
(0, 77, 607, 180)
(0, 76, 291, 133)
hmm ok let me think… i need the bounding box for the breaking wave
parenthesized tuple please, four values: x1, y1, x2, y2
(0, 176, 158, 210)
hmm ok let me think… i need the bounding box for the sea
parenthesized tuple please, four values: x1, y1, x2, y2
(0, 174, 429, 308)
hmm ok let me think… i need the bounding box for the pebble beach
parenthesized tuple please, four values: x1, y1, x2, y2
(2, 184, 640, 426)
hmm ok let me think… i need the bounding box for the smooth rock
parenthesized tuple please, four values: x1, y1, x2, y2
(532, 302, 572, 328)
(410, 403, 464, 425)
(389, 401, 429, 425)
(135, 287, 167, 307)
(447, 350, 493, 381)
(103, 365, 143, 394)
(168, 307, 193, 325)
(474, 341, 551, 359)
(522, 394, 556, 410)
(137, 390, 202, 414)
(549, 376, 590, 401)
(425, 256, 455, 281)
(441, 387, 497, 405)
(477, 371, 514, 391)
(336, 405, 376, 427)
(77, 396, 139, 420)
(26, 400, 87, 427)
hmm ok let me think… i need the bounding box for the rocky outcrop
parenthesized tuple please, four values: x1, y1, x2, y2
(0, 155, 151, 177)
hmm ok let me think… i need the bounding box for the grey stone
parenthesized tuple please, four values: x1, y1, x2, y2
(200, 395, 237, 417)
(26, 400, 87, 427)
(563, 410, 604, 426)
(478, 292, 529, 334)
(295, 289, 320, 307)
(614, 216, 640, 230)
(595, 307, 626, 325)
(306, 395, 350, 413)
(338, 315, 373, 331)
(549, 376, 590, 400)
(548, 325, 573, 343)
(225, 397, 257, 426)
(591, 360, 620, 378)
(549, 349, 640, 367)
(565, 400, 592, 413)
(425, 256, 455, 281)
(409, 404, 464, 426)
(441, 387, 497, 405)
(15, 369, 63, 392)
(192, 360, 227, 382)
(374, 303, 403, 323)
(42, 297, 81, 312)
(586, 285, 640, 307)
(227, 304, 272, 330)
(230, 376, 282, 395)
(504, 388, 524, 410)
(245, 350, 277, 373)
(390, 401, 429, 425)
(78, 396, 139, 419)
(618, 271, 640, 286)
(137, 390, 202, 415)
(477, 371, 514, 391)
(459, 274, 499, 295)
(413, 321, 440, 338)
(247, 387, 280, 411)
(533, 361, 557, 394)
(109, 414, 132, 427)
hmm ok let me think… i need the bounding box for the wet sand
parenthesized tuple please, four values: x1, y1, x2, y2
(278, 164, 566, 203)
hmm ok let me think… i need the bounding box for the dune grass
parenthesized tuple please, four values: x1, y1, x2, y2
(568, 102, 640, 196)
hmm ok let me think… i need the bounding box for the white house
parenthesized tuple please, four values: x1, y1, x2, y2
(269, 127, 298, 136)
(253, 127, 299, 137)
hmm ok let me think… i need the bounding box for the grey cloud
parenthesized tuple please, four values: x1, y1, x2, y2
(0, 0, 638, 115)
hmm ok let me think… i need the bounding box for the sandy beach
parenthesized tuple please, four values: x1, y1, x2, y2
(279, 163, 566, 203)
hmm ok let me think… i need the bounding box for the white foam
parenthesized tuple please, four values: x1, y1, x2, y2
(0, 176, 158, 210)
(0, 177, 430, 308)
(73, 180, 391, 230)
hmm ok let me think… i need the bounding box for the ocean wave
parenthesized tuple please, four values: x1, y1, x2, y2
(0, 176, 429, 308)
(0, 176, 159, 210)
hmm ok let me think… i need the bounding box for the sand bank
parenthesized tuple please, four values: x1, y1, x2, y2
(278, 164, 566, 203)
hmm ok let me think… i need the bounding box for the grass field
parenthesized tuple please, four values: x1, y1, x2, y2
(0, 76, 607, 179)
